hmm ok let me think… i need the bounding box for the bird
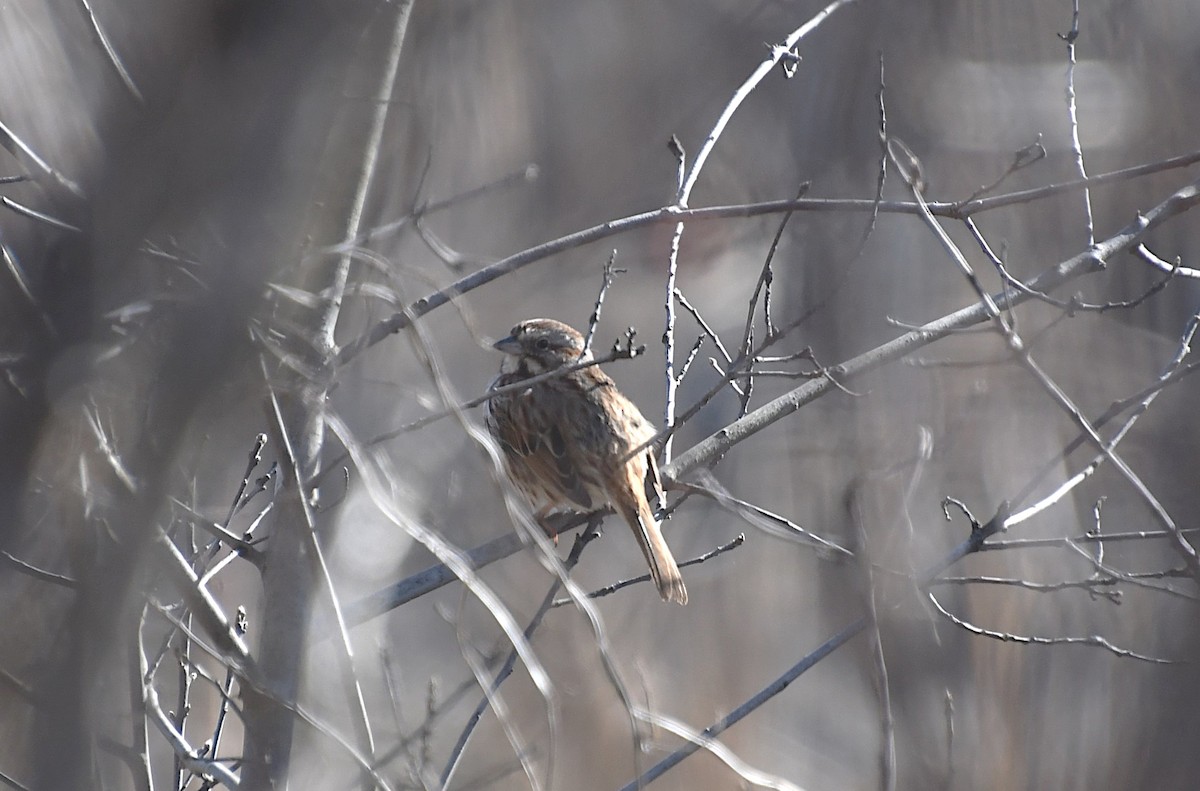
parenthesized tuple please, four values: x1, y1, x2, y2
(484, 318, 688, 605)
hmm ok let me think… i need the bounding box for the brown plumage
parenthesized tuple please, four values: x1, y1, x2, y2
(484, 318, 688, 605)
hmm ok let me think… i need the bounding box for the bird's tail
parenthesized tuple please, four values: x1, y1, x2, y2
(611, 466, 687, 605)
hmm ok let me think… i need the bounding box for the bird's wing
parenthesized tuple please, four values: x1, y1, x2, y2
(509, 388, 595, 510)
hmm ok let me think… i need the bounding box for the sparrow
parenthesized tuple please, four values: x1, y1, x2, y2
(484, 318, 688, 605)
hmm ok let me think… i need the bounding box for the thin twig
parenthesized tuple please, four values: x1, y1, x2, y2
(128, 606, 153, 791)
(153, 604, 399, 791)
(930, 574, 1120, 603)
(927, 590, 1173, 663)
(218, 433, 268, 537)
(955, 136, 1046, 207)
(1059, 0, 1095, 246)
(967, 216, 1180, 314)
(676, 475, 851, 556)
(583, 251, 624, 355)
(1015, 353, 1200, 577)
(1134, 243, 1200, 279)
(980, 527, 1200, 552)
(146, 682, 242, 789)
(676, 288, 743, 397)
(676, 289, 734, 365)
(679, 0, 860, 202)
(1004, 314, 1200, 532)
(663, 137, 687, 463)
(676, 335, 705, 383)
(0, 550, 76, 588)
(895, 142, 1200, 581)
(549, 533, 746, 607)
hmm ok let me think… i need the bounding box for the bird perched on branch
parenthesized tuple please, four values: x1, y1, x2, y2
(484, 318, 687, 604)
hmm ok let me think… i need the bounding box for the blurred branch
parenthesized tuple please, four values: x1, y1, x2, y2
(632, 706, 804, 791)
(344, 531, 523, 625)
(0, 768, 32, 791)
(320, 163, 539, 256)
(851, 501, 896, 791)
(264, 378, 378, 781)
(618, 613, 868, 791)
(0, 240, 55, 336)
(129, 607, 154, 791)
(242, 3, 414, 785)
(0, 195, 80, 232)
(0, 118, 85, 199)
(438, 521, 602, 791)
(75, 0, 144, 103)
(325, 409, 561, 786)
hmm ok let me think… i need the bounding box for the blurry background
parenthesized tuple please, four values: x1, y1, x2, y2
(2, 0, 1199, 789)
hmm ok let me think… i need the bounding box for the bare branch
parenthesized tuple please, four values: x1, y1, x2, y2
(0, 550, 76, 588)
(1059, 0, 1095, 246)
(582, 250, 624, 355)
(927, 591, 1174, 663)
(662, 176, 1200, 486)
(550, 533, 746, 607)
(335, 154, 1200, 367)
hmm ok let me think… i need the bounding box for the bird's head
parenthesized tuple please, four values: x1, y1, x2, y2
(493, 318, 590, 374)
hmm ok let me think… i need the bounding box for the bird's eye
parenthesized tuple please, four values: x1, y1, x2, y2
(535, 338, 550, 351)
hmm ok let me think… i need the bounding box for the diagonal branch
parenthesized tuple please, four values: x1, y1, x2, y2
(662, 176, 1200, 485)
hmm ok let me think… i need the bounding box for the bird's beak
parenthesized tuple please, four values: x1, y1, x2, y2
(492, 335, 522, 355)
